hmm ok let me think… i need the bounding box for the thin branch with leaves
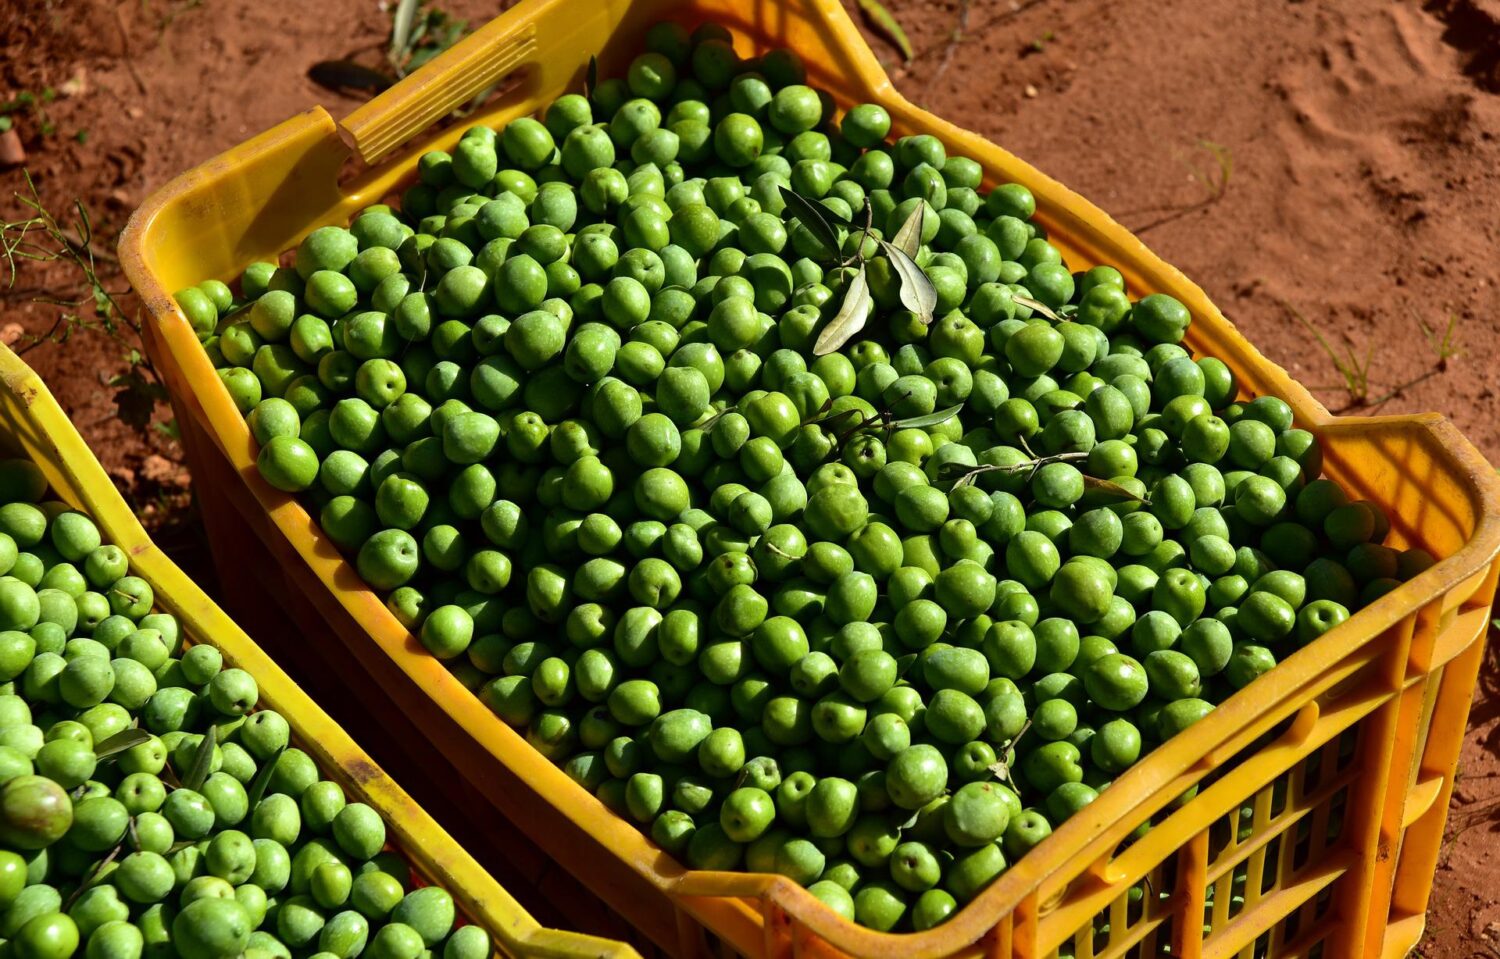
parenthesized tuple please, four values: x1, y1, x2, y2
(2, 171, 169, 432)
(943, 451, 1150, 505)
(388, 0, 469, 78)
(1278, 299, 1463, 412)
(779, 187, 939, 355)
(310, 0, 473, 98)
(1124, 139, 1235, 236)
(1279, 299, 1372, 406)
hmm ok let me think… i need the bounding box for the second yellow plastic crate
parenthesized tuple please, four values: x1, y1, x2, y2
(119, 0, 1500, 955)
(0, 345, 639, 959)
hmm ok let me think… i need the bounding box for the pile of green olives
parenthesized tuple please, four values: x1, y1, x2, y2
(0, 459, 489, 959)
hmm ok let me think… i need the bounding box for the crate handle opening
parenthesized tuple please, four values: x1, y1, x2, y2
(338, 0, 629, 167)
(340, 17, 541, 166)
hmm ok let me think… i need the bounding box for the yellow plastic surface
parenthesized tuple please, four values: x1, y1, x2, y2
(118, 0, 1500, 956)
(0, 345, 639, 959)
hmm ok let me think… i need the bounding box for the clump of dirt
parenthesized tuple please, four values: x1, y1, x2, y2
(3, 0, 1498, 952)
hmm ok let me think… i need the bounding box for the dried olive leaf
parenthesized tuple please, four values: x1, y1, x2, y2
(390, 0, 421, 64)
(219, 303, 253, 327)
(1013, 293, 1061, 321)
(890, 198, 925, 258)
(881, 241, 937, 324)
(1082, 474, 1150, 505)
(857, 0, 915, 62)
(812, 265, 872, 355)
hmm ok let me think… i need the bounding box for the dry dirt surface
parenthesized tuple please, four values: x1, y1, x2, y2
(3, 0, 1500, 952)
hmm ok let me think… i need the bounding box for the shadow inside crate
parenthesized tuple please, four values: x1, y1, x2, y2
(165, 474, 664, 956)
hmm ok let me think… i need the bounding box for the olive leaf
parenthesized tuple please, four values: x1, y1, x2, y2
(389, 0, 421, 66)
(897, 808, 922, 830)
(585, 55, 599, 100)
(890, 199, 925, 259)
(94, 728, 152, 762)
(895, 653, 918, 678)
(219, 303, 253, 328)
(779, 186, 850, 259)
(857, 0, 915, 62)
(891, 403, 963, 430)
(1012, 294, 1061, 322)
(1082, 475, 1151, 505)
(812, 265, 871, 356)
(881, 241, 937, 325)
(183, 724, 218, 792)
(245, 745, 286, 808)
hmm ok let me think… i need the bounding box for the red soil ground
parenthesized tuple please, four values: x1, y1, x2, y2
(3, 0, 1499, 952)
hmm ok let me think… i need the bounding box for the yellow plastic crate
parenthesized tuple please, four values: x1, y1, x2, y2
(117, 0, 1500, 955)
(0, 345, 639, 959)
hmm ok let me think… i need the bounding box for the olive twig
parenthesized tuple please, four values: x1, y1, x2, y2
(946, 451, 1087, 488)
(836, 200, 877, 270)
(987, 719, 1032, 789)
(63, 834, 129, 910)
(830, 390, 912, 455)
